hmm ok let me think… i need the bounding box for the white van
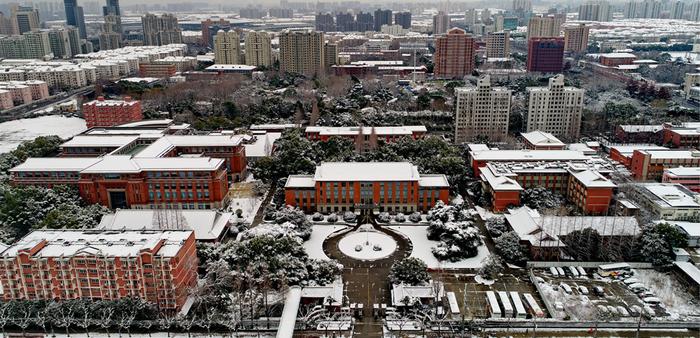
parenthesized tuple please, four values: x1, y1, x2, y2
(568, 266, 580, 277)
(556, 267, 566, 276)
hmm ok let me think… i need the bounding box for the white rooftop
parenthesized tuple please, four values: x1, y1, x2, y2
(665, 166, 700, 177)
(609, 144, 668, 155)
(10, 157, 102, 172)
(313, 162, 420, 182)
(134, 135, 245, 158)
(1, 230, 193, 258)
(470, 149, 590, 162)
(569, 168, 616, 188)
(61, 135, 139, 148)
(98, 209, 231, 241)
(480, 166, 523, 192)
(521, 131, 565, 147)
(79, 155, 225, 174)
(673, 262, 700, 286)
(641, 184, 700, 208)
(305, 125, 427, 136)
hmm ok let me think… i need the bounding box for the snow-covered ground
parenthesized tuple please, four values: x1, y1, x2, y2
(227, 181, 266, 225)
(303, 225, 349, 260)
(386, 225, 490, 269)
(0, 115, 86, 153)
(338, 231, 397, 261)
(475, 206, 499, 220)
(634, 269, 700, 321)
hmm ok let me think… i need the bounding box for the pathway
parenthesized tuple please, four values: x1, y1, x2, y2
(322, 211, 412, 337)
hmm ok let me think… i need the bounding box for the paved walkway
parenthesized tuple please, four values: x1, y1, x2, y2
(322, 212, 412, 337)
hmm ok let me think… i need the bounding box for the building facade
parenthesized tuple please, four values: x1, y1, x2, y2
(279, 30, 325, 76)
(564, 24, 589, 52)
(486, 31, 511, 58)
(214, 30, 241, 65)
(0, 230, 197, 312)
(142, 14, 183, 46)
(285, 162, 449, 213)
(82, 96, 143, 128)
(305, 125, 426, 151)
(630, 149, 700, 180)
(526, 37, 564, 72)
(526, 74, 584, 139)
(394, 12, 411, 29)
(454, 76, 512, 143)
(434, 28, 475, 79)
(244, 31, 272, 67)
(527, 15, 565, 38)
(433, 11, 450, 35)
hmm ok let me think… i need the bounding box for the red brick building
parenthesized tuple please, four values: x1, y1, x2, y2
(598, 53, 637, 67)
(608, 145, 669, 168)
(521, 131, 566, 150)
(305, 126, 426, 151)
(82, 97, 143, 129)
(614, 124, 663, 144)
(434, 28, 475, 79)
(480, 161, 615, 214)
(526, 37, 564, 73)
(663, 167, 700, 193)
(139, 63, 177, 78)
(630, 149, 700, 180)
(0, 230, 198, 312)
(285, 162, 449, 213)
(468, 147, 589, 177)
(662, 122, 700, 148)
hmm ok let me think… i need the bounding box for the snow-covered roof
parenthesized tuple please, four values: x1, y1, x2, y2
(9, 157, 102, 172)
(305, 125, 427, 136)
(301, 279, 344, 305)
(568, 168, 616, 188)
(391, 281, 445, 306)
(637, 150, 700, 159)
(619, 125, 663, 133)
(61, 135, 139, 148)
(79, 155, 225, 174)
(662, 221, 700, 237)
(599, 52, 637, 59)
(84, 98, 139, 107)
(609, 144, 668, 156)
(97, 209, 231, 241)
(673, 262, 700, 286)
(134, 135, 245, 158)
(418, 174, 449, 188)
(568, 143, 596, 155)
(313, 162, 421, 182)
(470, 149, 590, 162)
(1, 230, 193, 258)
(244, 132, 281, 158)
(480, 166, 523, 192)
(205, 64, 257, 71)
(285, 175, 315, 188)
(639, 184, 700, 208)
(664, 166, 700, 177)
(521, 131, 564, 147)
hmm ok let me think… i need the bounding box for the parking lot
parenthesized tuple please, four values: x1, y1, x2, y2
(435, 271, 549, 319)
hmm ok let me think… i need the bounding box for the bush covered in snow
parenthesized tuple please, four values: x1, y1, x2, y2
(486, 217, 508, 237)
(388, 257, 430, 286)
(427, 200, 457, 223)
(494, 231, 527, 264)
(428, 219, 482, 262)
(637, 222, 688, 266)
(409, 212, 422, 223)
(327, 213, 338, 223)
(312, 212, 324, 221)
(377, 212, 391, 223)
(343, 211, 356, 223)
(521, 187, 566, 210)
(478, 255, 504, 280)
(394, 213, 406, 223)
(272, 206, 312, 240)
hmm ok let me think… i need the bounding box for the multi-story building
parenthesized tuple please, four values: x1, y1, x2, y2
(0, 229, 197, 312)
(526, 37, 564, 72)
(214, 30, 241, 64)
(663, 167, 700, 193)
(454, 76, 512, 143)
(49, 27, 81, 58)
(465, 9, 477, 26)
(0, 89, 13, 110)
(374, 9, 392, 31)
(670, 0, 685, 19)
(609, 144, 669, 167)
(12, 5, 40, 34)
(200, 18, 231, 48)
(315, 13, 335, 32)
(82, 96, 142, 128)
(335, 12, 354, 31)
(629, 183, 700, 221)
(434, 28, 475, 79)
(324, 43, 338, 69)
(433, 11, 450, 35)
(526, 74, 584, 139)
(684, 73, 700, 99)
(598, 52, 637, 66)
(468, 145, 590, 176)
(486, 31, 510, 58)
(513, 0, 533, 13)
(0, 80, 49, 104)
(139, 63, 176, 78)
(564, 24, 589, 53)
(614, 125, 663, 144)
(305, 125, 426, 151)
(278, 30, 325, 76)
(662, 122, 700, 148)
(630, 149, 700, 180)
(625, 0, 662, 18)
(356, 11, 374, 32)
(481, 160, 615, 214)
(0, 11, 18, 35)
(578, 1, 612, 21)
(269, 8, 293, 18)
(63, 0, 86, 38)
(245, 31, 272, 67)
(99, 14, 122, 51)
(285, 162, 449, 213)
(394, 12, 411, 29)
(527, 14, 565, 38)
(0, 31, 53, 59)
(142, 13, 183, 46)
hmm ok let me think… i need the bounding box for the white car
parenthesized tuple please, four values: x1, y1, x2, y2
(578, 286, 589, 295)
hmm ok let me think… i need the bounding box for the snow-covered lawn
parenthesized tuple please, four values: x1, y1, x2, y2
(227, 181, 266, 225)
(0, 115, 86, 153)
(634, 269, 700, 321)
(386, 225, 490, 269)
(338, 231, 397, 261)
(475, 206, 499, 220)
(303, 225, 349, 260)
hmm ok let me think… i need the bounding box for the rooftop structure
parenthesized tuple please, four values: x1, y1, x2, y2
(521, 131, 565, 150)
(630, 183, 700, 221)
(97, 209, 232, 241)
(663, 167, 700, 193)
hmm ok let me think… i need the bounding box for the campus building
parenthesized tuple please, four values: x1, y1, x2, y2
(662, 122, 700, 148)
(454, 76, 512, 143)
(434, 28, 475, 79)
(521, 131, 566, 150)
(0, 230, 197, 312)
(82, 96, 143, 128)
(10, 123, 248, 209)
(563, 24, 589, 53)
(614, 124, 663, 144)
(525, 75, 584, 139)
(284, 162, 449, 213)
(480, 159, 616, 214)
(305, 126, 426, 151)
(608, 144, 668, 167)
(630, 149, 700, 180)
(526, 37, 564, 73)
(663, 167, 700, 193)
(468, 145, 590, 176)
(629, 183, 700, 222)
